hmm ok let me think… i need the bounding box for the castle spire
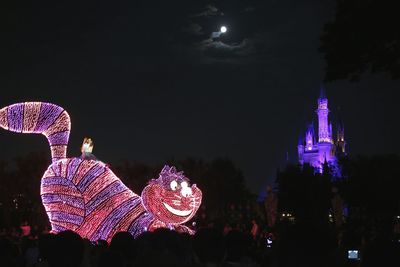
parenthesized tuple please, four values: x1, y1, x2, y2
(319, 85, 327, 99)
(336, 107, 346, 154)
(305, 123, 315, 151)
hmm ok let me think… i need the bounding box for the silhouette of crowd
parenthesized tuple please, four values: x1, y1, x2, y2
(1, 208, 399, 267)
(0, 227, 257, 267)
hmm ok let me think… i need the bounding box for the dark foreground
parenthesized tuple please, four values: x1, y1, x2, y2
(1, 222, 399, 267)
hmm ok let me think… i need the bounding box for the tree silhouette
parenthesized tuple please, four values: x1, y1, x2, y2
(340, 155, 400, 224)
(0, 152, 49, 227)
(277, 163, 332, 225)
(0, 160, 11, 227)
(112, 161, 157, 194)
(320, 0, 400, 81)
(170, 158, 251, 215)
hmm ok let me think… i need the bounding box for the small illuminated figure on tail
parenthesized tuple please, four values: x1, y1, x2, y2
(0, 102, 202, 241)
(80, 137, 97, 161)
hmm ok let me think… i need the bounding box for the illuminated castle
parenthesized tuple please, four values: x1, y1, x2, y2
(297, 89, 346, 175)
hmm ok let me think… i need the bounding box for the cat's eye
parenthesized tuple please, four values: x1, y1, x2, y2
(170, 180, 178, 191)
(180, 181, 192, 197)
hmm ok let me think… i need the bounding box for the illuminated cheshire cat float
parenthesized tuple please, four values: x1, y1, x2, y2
(0, 102, 202, 241)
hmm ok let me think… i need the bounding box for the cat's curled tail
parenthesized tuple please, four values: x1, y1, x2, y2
(0, 102, 70, 162)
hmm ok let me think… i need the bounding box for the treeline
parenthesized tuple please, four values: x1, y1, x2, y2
(277, 154, 400, 229)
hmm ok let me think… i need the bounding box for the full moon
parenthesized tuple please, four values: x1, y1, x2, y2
(220, 26, 227, 33)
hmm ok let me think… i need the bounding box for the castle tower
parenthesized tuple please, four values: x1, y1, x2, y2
(316, 88, 332, 143)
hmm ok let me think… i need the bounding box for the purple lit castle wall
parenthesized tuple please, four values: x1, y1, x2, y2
(0, 102, 202, 242)
(297, 89, 346, 175)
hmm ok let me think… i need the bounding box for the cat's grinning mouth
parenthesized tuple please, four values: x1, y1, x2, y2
(163, 202, 192, 216)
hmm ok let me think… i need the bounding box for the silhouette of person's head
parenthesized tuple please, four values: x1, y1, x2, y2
(193, 228, 225, 265)
(362, 237, 400, 267)
(38, 233, 56, 263)
(225, 230, 250, 262)
(0, 237, 20, 267)
(49, 230, 84, 267)
(109, 231, 135, 262)
(135, 229, 193, 267)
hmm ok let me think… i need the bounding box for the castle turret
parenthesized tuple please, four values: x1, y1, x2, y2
(305, 123, 315, 151)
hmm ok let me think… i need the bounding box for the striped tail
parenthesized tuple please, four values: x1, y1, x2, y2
(0, 102, 71, 162)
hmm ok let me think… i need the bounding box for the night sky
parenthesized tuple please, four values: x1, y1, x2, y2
(1, 0, 400, 194)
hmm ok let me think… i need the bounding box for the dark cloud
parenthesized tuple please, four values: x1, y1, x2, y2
(244, 6, 256, 12)
(182, 23, 203, 35)
(194, 38, 257, 64)
(190, 4, 223, 18)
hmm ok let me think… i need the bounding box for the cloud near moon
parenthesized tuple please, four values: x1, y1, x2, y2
(181, 3, 261, 63)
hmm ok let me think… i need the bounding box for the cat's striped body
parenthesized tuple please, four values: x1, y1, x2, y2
(41, 158, 153, 241)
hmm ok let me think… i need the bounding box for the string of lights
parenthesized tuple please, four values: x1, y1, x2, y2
(0, 102, 202, 242)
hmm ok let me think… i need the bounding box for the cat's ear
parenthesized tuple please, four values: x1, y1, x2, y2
(169, 166, 177, 173)
(161, 165, 171, 174)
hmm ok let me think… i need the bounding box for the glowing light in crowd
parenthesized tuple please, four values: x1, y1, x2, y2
(0, 102, 202, 241)
(220, 26, 227, 33)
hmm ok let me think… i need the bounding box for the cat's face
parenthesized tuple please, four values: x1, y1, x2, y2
(141, 166, 202, 225)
